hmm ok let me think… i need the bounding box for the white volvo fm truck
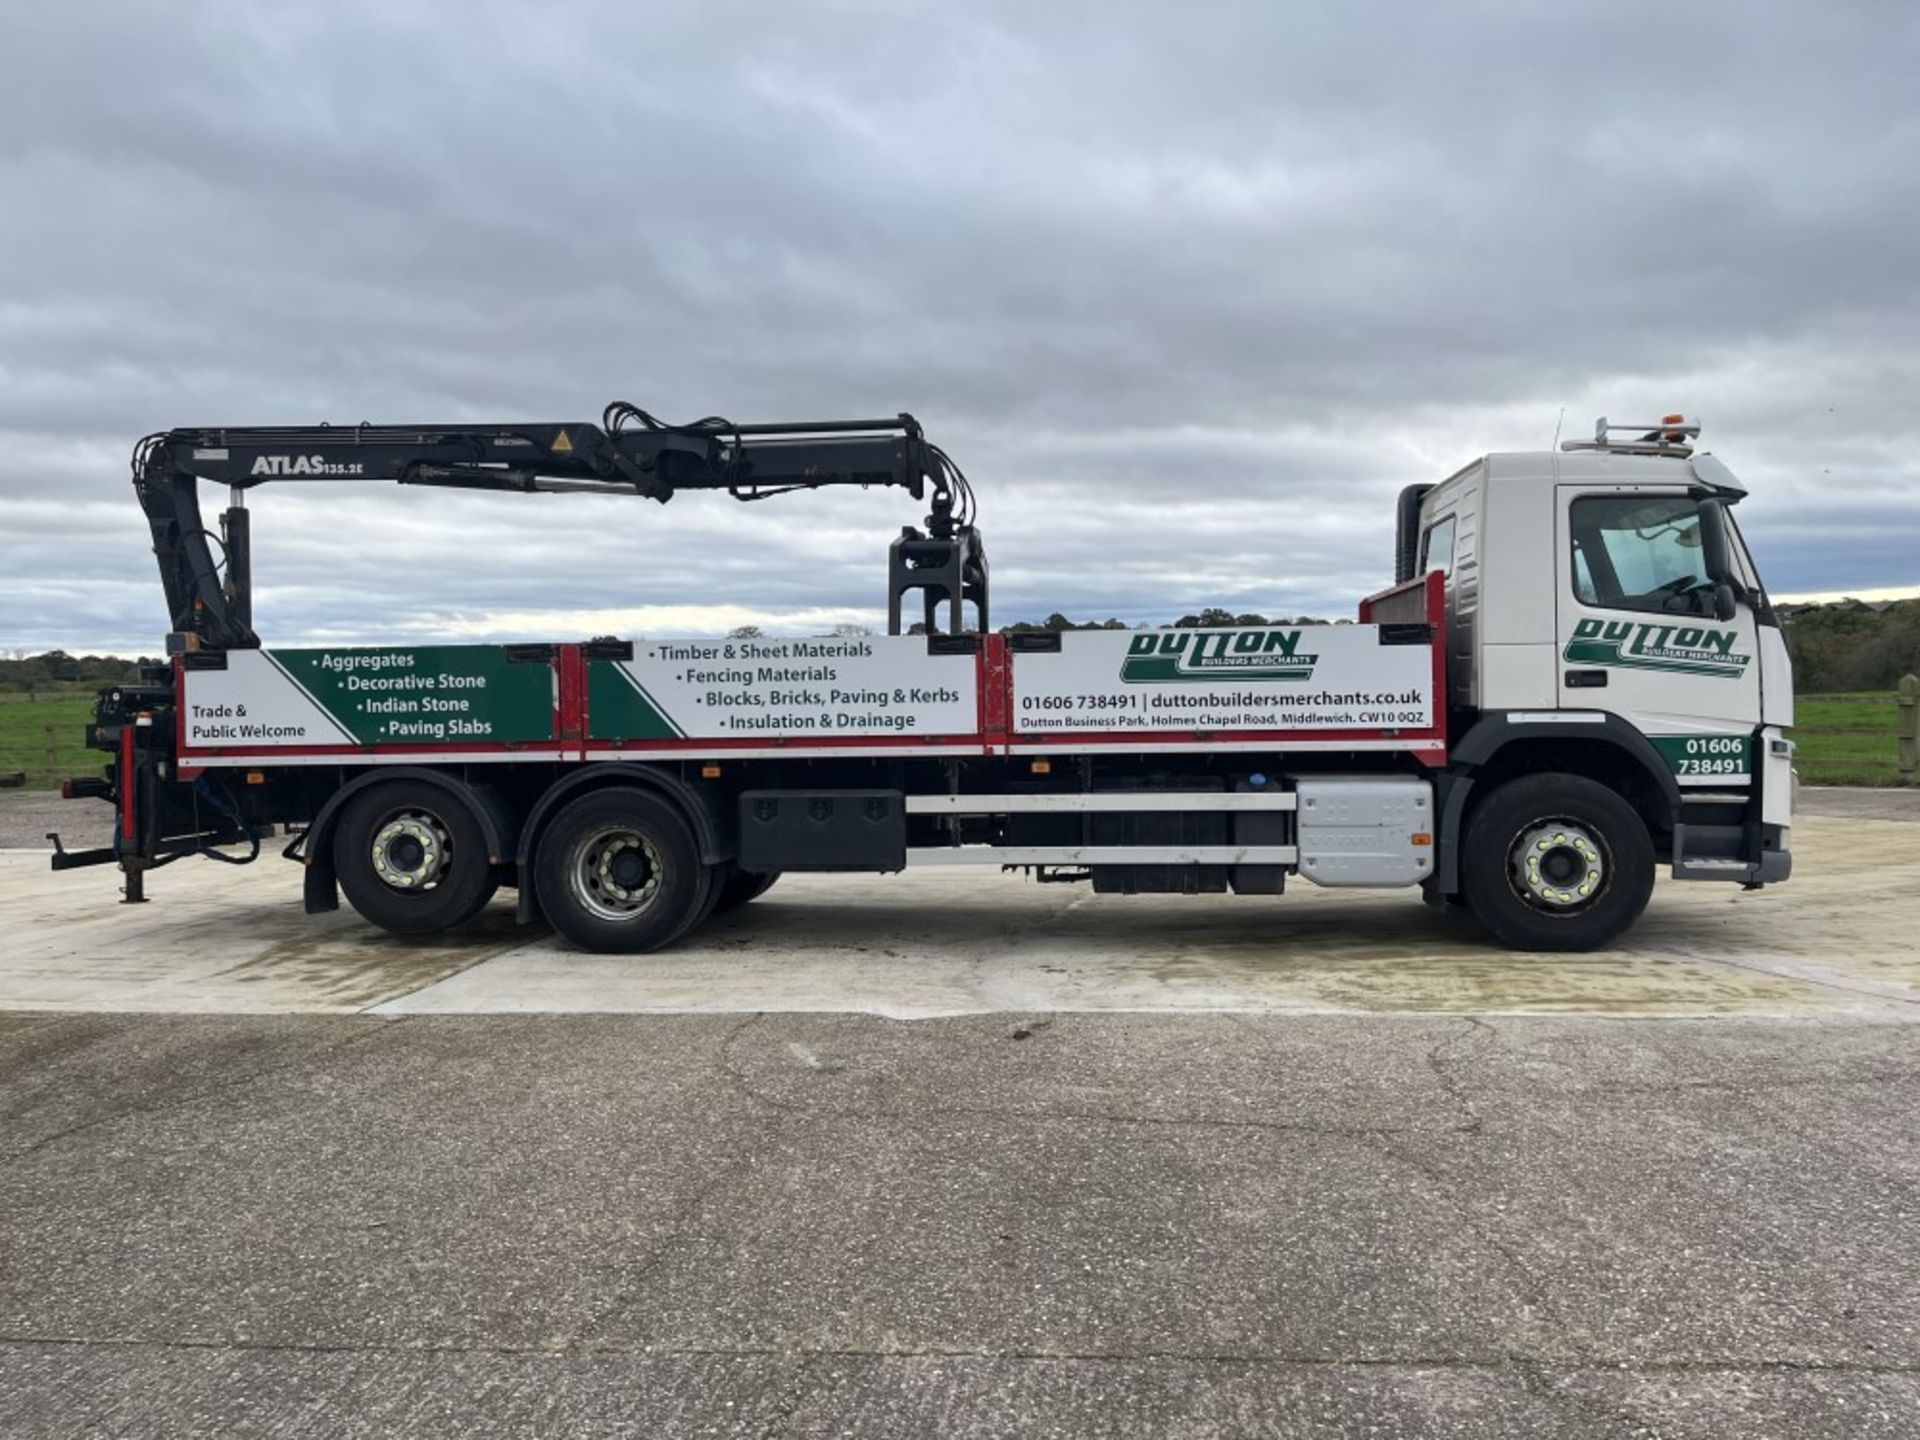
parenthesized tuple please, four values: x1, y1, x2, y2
(54, 408, 1792, 953)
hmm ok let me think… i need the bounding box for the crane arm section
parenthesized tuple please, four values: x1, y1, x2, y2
(131, 406, 981, 648)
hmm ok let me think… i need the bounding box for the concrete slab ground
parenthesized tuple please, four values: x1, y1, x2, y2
(3, 798, 1917, 1018)
(0, 787, 1916, 1436)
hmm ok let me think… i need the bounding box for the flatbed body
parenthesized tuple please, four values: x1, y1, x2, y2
(174, 586, 1444, 773)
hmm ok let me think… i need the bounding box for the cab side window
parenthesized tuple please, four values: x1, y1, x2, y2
(1568, 495, 1715, 616)
(1419, 515, 1457, 577)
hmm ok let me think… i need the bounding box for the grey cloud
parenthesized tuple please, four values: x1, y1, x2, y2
(2, 0, 1916, 653)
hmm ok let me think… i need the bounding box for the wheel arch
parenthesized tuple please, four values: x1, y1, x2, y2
(1433, 714, 1680, 896)
(515, 764, 726, 925)
(301, 767, 516, 915)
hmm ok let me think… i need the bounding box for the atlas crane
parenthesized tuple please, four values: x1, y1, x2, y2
(132, 404, 989, 649)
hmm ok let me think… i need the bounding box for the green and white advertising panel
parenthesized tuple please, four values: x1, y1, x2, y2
(1011, 625, 1434, 733)
(181, 628, 1435, 756)
(590, 635, 977, 741)
(183, 647, 557, 750)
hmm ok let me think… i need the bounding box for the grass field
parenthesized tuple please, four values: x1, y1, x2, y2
(0, 684, 1910, 789)
(1789, 691, 1907, 787)
(0, 691, 99, 790)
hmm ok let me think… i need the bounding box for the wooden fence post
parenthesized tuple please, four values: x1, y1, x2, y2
(1899, 675, 1919, 786)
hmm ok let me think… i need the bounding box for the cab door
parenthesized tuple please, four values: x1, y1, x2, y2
(1556, 487, 1763, 789)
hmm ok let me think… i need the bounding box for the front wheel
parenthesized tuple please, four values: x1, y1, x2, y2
(534, 789, 706, 953)
(1459, 772, 1654, 952)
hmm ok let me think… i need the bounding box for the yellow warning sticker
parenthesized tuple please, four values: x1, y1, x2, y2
(552, 429, 573, 454)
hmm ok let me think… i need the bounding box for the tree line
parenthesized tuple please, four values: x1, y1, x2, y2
(1, 651, 155, 695)
(999, 608, 1341, 633)
(1779, 600, 1920, 693)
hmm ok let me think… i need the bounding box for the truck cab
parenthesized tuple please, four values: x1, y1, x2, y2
(1404, 416, 1793, 917)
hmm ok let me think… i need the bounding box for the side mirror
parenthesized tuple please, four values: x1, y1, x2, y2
(1696, 500, 1737, 587)
(1712, 581, 1738, 622)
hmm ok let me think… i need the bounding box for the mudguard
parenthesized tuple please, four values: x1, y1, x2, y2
(300, 767, 517, 914)
(513, 764, 726, 924)
(1433, 712, 1681, 896)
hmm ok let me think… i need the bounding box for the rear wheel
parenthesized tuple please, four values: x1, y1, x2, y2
(534, 789, 705, 953)
(1459, 772, 1654, 952)
(678, 862, 730, 938)
(712, 866, 780, 914)
(333, 781, 498, 937)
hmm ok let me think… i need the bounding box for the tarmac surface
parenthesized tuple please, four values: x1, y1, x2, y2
(1, 788, 1917, 1436)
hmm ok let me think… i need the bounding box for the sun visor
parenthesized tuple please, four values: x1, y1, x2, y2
(1689, 452, 1748, 499)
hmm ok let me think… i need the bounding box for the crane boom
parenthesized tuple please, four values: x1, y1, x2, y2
(132, 405, 985, 648)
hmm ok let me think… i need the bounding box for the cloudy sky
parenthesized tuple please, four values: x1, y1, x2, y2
(3, 0, 1916, 655)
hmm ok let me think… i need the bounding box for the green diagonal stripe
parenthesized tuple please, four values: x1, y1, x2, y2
(262, 651, 357, 742)
(589, 660, 683, 740)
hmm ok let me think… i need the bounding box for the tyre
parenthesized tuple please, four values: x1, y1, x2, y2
(1459, 772, 1654, 952)
(711, 866, 780, 915)
(533, 788, 706, 953)
(678, 863, 728, 938)
(333, 780, 499, 937)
